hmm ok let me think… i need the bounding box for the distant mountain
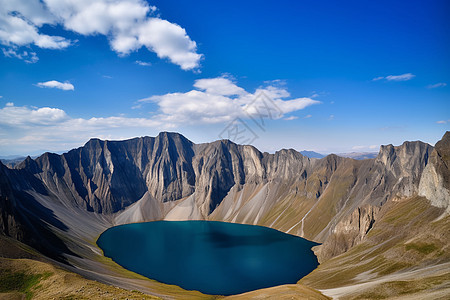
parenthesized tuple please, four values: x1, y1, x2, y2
(0, 156, 27, 168)
(299, 150, 325, 159)
(336, 151, 378, 160)
(0, 131, 448, 299)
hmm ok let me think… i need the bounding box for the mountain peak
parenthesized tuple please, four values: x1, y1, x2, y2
(16, 155, 40, 173)
(157, 131, 187, 140)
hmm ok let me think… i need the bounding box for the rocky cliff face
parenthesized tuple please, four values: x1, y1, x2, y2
(316, 204, 380, 262)
(419, 131, 450, 216)
(1, 131, 448, 267)
(16, 133, 196, 213)
(315, 140, 433, 261)
(0, 161, 75, 262)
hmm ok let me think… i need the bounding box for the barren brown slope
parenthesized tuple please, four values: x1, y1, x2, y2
(224, 284, 330, 300)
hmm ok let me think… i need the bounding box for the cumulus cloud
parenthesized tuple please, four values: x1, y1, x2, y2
(0, 104, 162, 129)
(0, 0, 70, 50)
(0, 103, 164, 154)
(0, 0, 202, 70)
(193, 77, 246, 96)
(0, 104, 69, 126)
(427, 82, 447, 89)
(35, 80, 74, 91)
(139, 76, 320, 124)
(373, 73, 415, 82)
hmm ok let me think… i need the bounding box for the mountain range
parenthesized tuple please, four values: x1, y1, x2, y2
(0, 131, 449, 299)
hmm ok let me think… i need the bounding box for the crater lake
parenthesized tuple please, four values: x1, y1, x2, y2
(97, 221, 319, 295)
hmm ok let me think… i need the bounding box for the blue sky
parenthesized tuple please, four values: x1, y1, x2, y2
(0, 0, 448, 156)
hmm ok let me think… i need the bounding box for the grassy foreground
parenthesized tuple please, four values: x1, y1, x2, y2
(0, 257, 161, 300)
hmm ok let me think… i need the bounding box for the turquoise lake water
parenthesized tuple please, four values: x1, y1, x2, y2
(97, 221, 319, 295)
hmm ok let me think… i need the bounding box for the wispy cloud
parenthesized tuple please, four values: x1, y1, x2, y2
(135, 60, 152, 66)
(352, 145, 378, 151)
(328, 114, 335, 120)
(35, 80, 74, 91)
(0, 0, 202, 70)
(373, 73, 415, 82)
(102, 75, 113, 79)
(304, 114, 312, 119)
(284, 116, 298, 121)
(427, 82, 447, 89)
(436, 120, 450, 124)
(2, 48, 38, 63)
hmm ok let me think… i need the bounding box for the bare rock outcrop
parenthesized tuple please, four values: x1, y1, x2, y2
(419, 131, 450, 216)
(316, 204, 380, 262)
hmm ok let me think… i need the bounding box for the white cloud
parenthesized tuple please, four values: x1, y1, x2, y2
(304, 114, 312, 119)
(373, 73, 415, 82)
(328, 114, 335, 120)
(136, 18, 202, 70)
(0, 0, 202, 70)
(0, 103, 165, 154)
(0, 104, 162, 129)
(5, 102, 13, 107)
(284, 116, 298, 121)
(0, 0, 70, 50)
(386, 73, 415, 81)
(352, 144, 379, 151)
(0, 95, 2, 98)
(436, 120, 450, 124)
(135, 60, 151, 66)
(35, 80, 74, 91)
(427, 82, 447, 89)
(0, 105, 69, 126)
(140, 77, 320, 124)
(2, 48, 38, 63)
(147, 90, 241, 123)
(193, 77, 245, 96)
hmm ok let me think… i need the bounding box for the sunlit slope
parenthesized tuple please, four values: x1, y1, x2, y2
(301, 196, 450, 299)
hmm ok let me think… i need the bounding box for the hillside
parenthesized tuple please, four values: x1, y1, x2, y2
(0, 131, 448, 299)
